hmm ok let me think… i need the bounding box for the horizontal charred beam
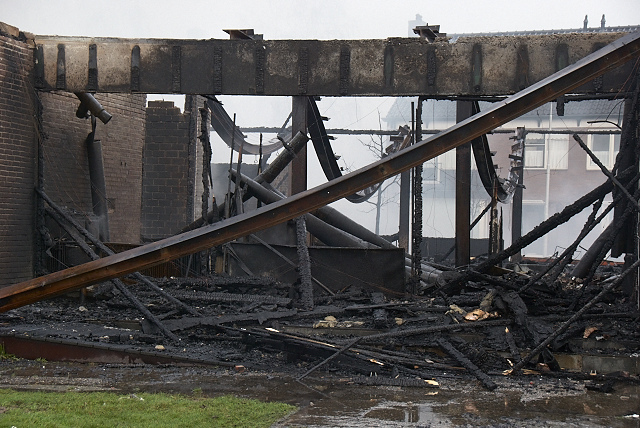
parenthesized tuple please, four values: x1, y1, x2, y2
(169, 290, 291, 306)
(33, 32, 636, 96)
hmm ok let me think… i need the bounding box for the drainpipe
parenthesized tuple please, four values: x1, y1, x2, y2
(85, 122, 110, 242)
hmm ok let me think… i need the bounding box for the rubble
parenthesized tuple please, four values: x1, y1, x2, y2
(2, 253, 639, 394)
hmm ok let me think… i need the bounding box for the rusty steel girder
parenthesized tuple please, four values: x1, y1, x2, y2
(1, 31, 639, 312)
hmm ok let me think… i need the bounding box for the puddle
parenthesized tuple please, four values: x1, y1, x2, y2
(1, 361, 639, 427)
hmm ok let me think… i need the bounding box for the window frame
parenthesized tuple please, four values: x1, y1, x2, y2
(586, 133, 620, 170)
(524, 135, 568, 170)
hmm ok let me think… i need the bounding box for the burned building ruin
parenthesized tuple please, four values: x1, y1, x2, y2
(1, 19, 640, 392)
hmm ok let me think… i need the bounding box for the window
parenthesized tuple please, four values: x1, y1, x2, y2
(587, 134, 620, 170)
(440, 151, 456, 170)
(548, 136, 568, 170)
(525, 137, 545, 168)
(423, 152, 456, 184)
(524, 135, 568, 170)
(423, 158, 440, 183)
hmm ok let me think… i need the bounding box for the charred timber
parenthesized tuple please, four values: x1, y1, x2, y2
(35, 32, 637, 96)
(511, 256, 640, 373)
(437, 338, 498, 390)
(295, 216, 314, 310)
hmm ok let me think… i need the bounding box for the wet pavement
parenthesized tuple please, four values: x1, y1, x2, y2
(1, 360, 639, 427)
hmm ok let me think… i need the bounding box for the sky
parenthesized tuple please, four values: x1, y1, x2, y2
(3, 0, 640, 236)
(3, 0, 640, 40)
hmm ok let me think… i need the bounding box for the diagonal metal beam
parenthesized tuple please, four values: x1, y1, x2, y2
(1, 31, 639, 312)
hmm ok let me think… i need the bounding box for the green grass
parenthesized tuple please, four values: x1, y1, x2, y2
(0, 389, 296, 427)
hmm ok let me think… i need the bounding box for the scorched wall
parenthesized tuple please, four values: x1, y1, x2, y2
(40, 91, 146, 244)
(0, 31, 36, 287)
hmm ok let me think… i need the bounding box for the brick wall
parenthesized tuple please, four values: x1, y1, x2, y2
(142, 97, 213, 241)
(0, 33, 37, 287)
(141, 100, 191, 240)
(41, 91, 146, 244)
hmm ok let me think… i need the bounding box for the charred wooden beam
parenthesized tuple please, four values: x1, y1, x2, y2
(34, 32, 636, 96)
(238, 327, 386, 375)
(297, 337, 363, 380)
(155, 276, 281, 289)
(371, 292, 389, 329)
(437, 338, 497, 390)
(350, 375, 438, 388)
(504, 327, 521, 364)
(1, 31, 639, 312)
(576, 188, 640, 286)
(573, 134, 640, 209)
(295, 216, 314, 310)
(164, 309, 298, 332)
(168, 290, 291, 306)
(355, 319, 510, 343)
(612, 76, 640, 257)
(519, 193, 609, 292)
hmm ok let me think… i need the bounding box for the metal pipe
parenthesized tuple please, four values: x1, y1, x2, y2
(232, 170, 375, 249)
(256, 131, 309, 184)
(179, 131, 309, 234)
(75, 92, 112, 124)
(2, 31, 638, 312)
(238, 127, 622, 136)
(86, 132, 110, 242)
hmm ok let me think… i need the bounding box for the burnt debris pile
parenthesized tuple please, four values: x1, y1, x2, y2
(1, 252, 638, 390)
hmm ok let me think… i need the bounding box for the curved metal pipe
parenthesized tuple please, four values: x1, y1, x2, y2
(75, 92, 112, 124)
